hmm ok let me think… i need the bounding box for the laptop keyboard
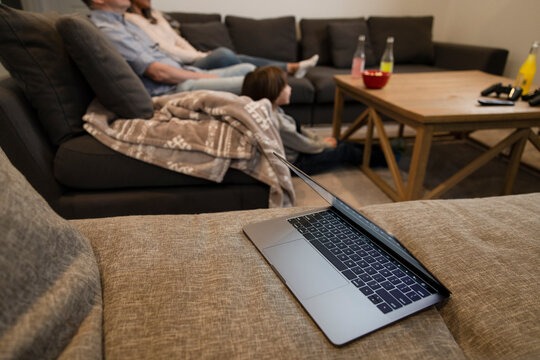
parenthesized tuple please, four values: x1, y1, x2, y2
(288, 210, 434, 314)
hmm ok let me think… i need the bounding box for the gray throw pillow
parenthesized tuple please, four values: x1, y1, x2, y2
(328, 21, 376, 68)
(0, 146, 102, 359)
(181, 22, 235, 52)
(0, 5, 94, 145)
(225, 15, 297, 62)
(368, 16, 435, 65)
(56, 14, 154, 119)
(299, 17, 365, 66)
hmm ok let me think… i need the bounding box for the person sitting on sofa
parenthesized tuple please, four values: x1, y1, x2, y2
(81, 0, 255, 96)
(241, 66, 389, 175)
(126, 0, 319, 78)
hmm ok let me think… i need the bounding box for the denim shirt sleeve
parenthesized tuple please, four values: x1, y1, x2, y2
(98, 23, 155, 75)
(91, 11, 169, 76)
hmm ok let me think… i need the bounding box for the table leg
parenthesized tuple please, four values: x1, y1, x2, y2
(502, 129, 528, 195)
(371, 109, 405, 198)
(405, 126, 434, 200)
(332, 87, 344, 139)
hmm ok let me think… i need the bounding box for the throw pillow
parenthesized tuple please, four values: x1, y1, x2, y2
(0, 146, 102, 359)
(328, 21, 376, 68)
(299, 17, 365, 66)
(368, 16, 435, 65)
(225, 15, 297, 62)
(181, 22, 235, 52)
(0, 5, 94, 145)
(56, 14, 154, 119)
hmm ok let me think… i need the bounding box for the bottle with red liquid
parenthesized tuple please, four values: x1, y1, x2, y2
(351, 35, 366, 77)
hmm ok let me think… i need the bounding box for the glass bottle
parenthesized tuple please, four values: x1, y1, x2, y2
(351, 35, 366, 78)
(514, 40, 538, 95)
(380, 36, 394, 73)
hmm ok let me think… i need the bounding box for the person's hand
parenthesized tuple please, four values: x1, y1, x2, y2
(323, 137, 338, 148)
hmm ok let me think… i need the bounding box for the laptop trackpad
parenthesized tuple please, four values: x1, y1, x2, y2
(263, 239, 348, 300)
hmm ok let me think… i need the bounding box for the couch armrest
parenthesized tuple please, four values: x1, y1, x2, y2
(433, 41, 508, 75)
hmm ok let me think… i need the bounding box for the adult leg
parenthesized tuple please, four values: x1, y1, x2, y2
(237, 54, 288, 71)
(206, 63, 256, 77)
(176, 63, 255, 94)
(192, 47, 242, 69)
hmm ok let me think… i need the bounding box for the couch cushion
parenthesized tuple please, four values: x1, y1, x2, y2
(225, 15, 297, 62)
(180, 21, 235, 52)
(328, 21, 376, 68)
(166, 11, 221, 24)
(287, 76, 315, 104)
(56, 14, 154, 119)
(299, 17, 365, 66)
(0, 5, 93, 145)
(54, 135, 263, 189)
(73, 207, 464, 359)
(0, 147, 102, 359)
(368, 16, 435, 65)
(305, 66, 353, 103)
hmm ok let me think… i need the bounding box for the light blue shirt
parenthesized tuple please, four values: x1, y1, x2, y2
(90, 10, 195, 96)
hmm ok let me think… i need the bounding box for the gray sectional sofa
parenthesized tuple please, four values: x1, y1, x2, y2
(0, 5, 508, 219)
(170, 12, 509, 125)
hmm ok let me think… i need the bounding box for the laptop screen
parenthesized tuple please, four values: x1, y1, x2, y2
(274, 152, 448, 295)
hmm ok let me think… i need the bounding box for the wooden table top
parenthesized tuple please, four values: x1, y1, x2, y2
(334, 71, 540, 125)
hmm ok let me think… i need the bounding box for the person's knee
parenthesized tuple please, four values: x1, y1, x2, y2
(213, 46, 235, 57)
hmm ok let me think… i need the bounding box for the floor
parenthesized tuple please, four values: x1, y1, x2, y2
(293, 124, 540, 211)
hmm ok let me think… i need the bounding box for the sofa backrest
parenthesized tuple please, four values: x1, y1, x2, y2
(171, 12, 438, 70)
(0, 77, 63, 205)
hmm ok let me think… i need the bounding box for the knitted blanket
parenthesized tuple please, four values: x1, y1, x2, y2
(82, 90, 295, 207)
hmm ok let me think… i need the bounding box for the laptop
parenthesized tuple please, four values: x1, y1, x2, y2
(243, 153, 450, 346)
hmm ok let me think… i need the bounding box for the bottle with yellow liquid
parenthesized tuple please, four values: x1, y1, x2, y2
(514, 40, 538, 95)
(380, 36, 394, 73)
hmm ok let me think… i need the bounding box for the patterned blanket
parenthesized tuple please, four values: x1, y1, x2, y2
(82, 90, 295, 207)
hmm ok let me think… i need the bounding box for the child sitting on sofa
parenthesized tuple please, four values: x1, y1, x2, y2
(241, 66, 390, 175)
(126, 0, 319, 78)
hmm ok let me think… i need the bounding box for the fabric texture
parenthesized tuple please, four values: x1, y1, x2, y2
(0, 147, 103, 359)
(299, 17, 365, 66)
(368, 16, 435, 64)
(72, 193, 540, 359)
(181, 21, 235, 52)
(0, 5, 93, 145)
(56, 14, 154, 119)
(225, 15, 297, 62)
(82, 90, 294, 207)
(328, 21, 376, 68)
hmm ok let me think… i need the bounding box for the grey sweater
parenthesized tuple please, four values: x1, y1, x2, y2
(274, 107, 330, 163)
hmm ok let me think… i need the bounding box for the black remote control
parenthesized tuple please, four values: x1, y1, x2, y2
(477, 98, 515, 106)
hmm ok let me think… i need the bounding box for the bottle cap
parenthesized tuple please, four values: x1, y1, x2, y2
(387, 36, 394, 43)
(358, 35, 366, 41)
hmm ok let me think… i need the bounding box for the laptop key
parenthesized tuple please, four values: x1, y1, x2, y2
(410, 284, 431, 298)
(377, 302, 393, 314)
(342, 270, 357, 280)
(352, 279, 365, 288)
(375, 289, 403, 310)
(359, 286, 374, 296)
(406, 291, 421, 302)
(368, 294, 383, 305)
(390, 289, 412, 305)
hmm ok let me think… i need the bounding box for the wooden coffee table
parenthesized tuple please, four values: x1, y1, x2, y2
(332, 70, 540, 201)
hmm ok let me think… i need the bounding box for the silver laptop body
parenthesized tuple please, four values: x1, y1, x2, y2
(243, 153, 450, 346)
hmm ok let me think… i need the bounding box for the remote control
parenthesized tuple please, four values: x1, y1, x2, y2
(477, 98, 515, 106)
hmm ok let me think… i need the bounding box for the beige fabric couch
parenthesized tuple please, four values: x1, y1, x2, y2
(1, 145, 539, 359)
